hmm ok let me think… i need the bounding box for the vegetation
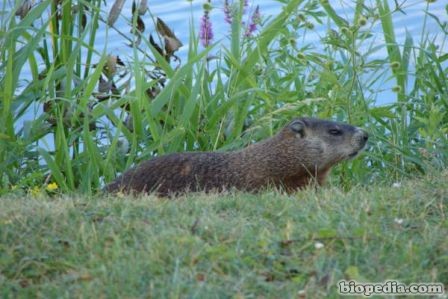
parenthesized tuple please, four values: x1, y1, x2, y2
(1, 171, 447, 297)
(1, 1, 446, 297)
(0, 0, 447, 194)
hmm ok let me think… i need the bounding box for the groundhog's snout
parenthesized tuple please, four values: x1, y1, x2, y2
(359, 129, 369, 143)
(345, 129, 368, 158)
(354, 128, 369, 148)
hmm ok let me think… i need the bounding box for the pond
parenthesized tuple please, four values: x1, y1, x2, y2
(9, 0, 448, 137)
(103, 1, 446, 56)
(91, 0, 447, 106)
(11, 0, 447, 108)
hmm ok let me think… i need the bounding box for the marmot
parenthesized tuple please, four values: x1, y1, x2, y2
(105, 117, 368, 196)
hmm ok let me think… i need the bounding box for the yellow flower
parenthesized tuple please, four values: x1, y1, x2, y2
(30, 186, 42, 197)
(46, 182, 58, 192)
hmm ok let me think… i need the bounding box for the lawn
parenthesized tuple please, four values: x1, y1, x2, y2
(1, 171, 446, 298)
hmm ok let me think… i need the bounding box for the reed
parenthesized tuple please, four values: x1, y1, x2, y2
(0, 0, 446, 194)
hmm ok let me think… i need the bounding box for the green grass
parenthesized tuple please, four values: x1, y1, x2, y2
(1, 171, 446, 297)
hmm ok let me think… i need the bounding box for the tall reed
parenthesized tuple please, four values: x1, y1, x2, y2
(0, 0, 446, 194)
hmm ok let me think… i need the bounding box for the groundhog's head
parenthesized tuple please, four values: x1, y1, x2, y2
(280, 117, 368, 171)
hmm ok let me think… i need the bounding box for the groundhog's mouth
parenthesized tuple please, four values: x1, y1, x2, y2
(348, 151, 359, 158)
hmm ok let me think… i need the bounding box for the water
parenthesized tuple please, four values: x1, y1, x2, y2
(10, 0, 448, 142)
(100, 1, 282, 59)
(103, 0, 446, 59)
(13, 0, 447, 107)
(99, 0, 446, 105)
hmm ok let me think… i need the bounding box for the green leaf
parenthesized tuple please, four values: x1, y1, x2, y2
(369, 106, 396, 119)
(38, 148, 68, 191)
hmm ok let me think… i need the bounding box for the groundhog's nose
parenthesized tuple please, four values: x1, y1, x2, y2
(355, 128, 368, 145)
(357, 129, 369, 145)
(361, 130, 368, 142)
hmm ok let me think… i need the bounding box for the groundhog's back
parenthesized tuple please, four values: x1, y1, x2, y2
(104, 152, 245, 195)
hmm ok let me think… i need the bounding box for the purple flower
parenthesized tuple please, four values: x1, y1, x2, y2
(223, 0, 232, 24)
(245, 5, 260, 37)
(199, 12, 213, 47)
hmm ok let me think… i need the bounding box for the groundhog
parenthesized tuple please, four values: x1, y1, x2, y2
(105, 117, 368, 196)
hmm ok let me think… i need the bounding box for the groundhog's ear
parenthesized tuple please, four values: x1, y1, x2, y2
(289, 120, 305, 137)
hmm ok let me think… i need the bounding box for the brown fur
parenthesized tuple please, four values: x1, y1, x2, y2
(105, 117, 368, 196)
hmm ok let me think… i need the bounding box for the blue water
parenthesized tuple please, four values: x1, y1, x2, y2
(103, 0, 446, 58)
(14, 0, 447, 109)
(100, 0, 446, 105)
(100, 1, 282, 58)
(12, 0, 448, 142)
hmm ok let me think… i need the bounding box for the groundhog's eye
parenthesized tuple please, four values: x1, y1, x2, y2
(329, 128, 343, 136)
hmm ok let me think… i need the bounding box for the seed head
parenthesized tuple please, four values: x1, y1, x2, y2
(392, 85, 402, 93)
(358, 16, 367, 26)
(391, 61, 401, 69)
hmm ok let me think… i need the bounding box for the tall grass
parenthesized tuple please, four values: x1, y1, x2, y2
(0, 0, 447, 194)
